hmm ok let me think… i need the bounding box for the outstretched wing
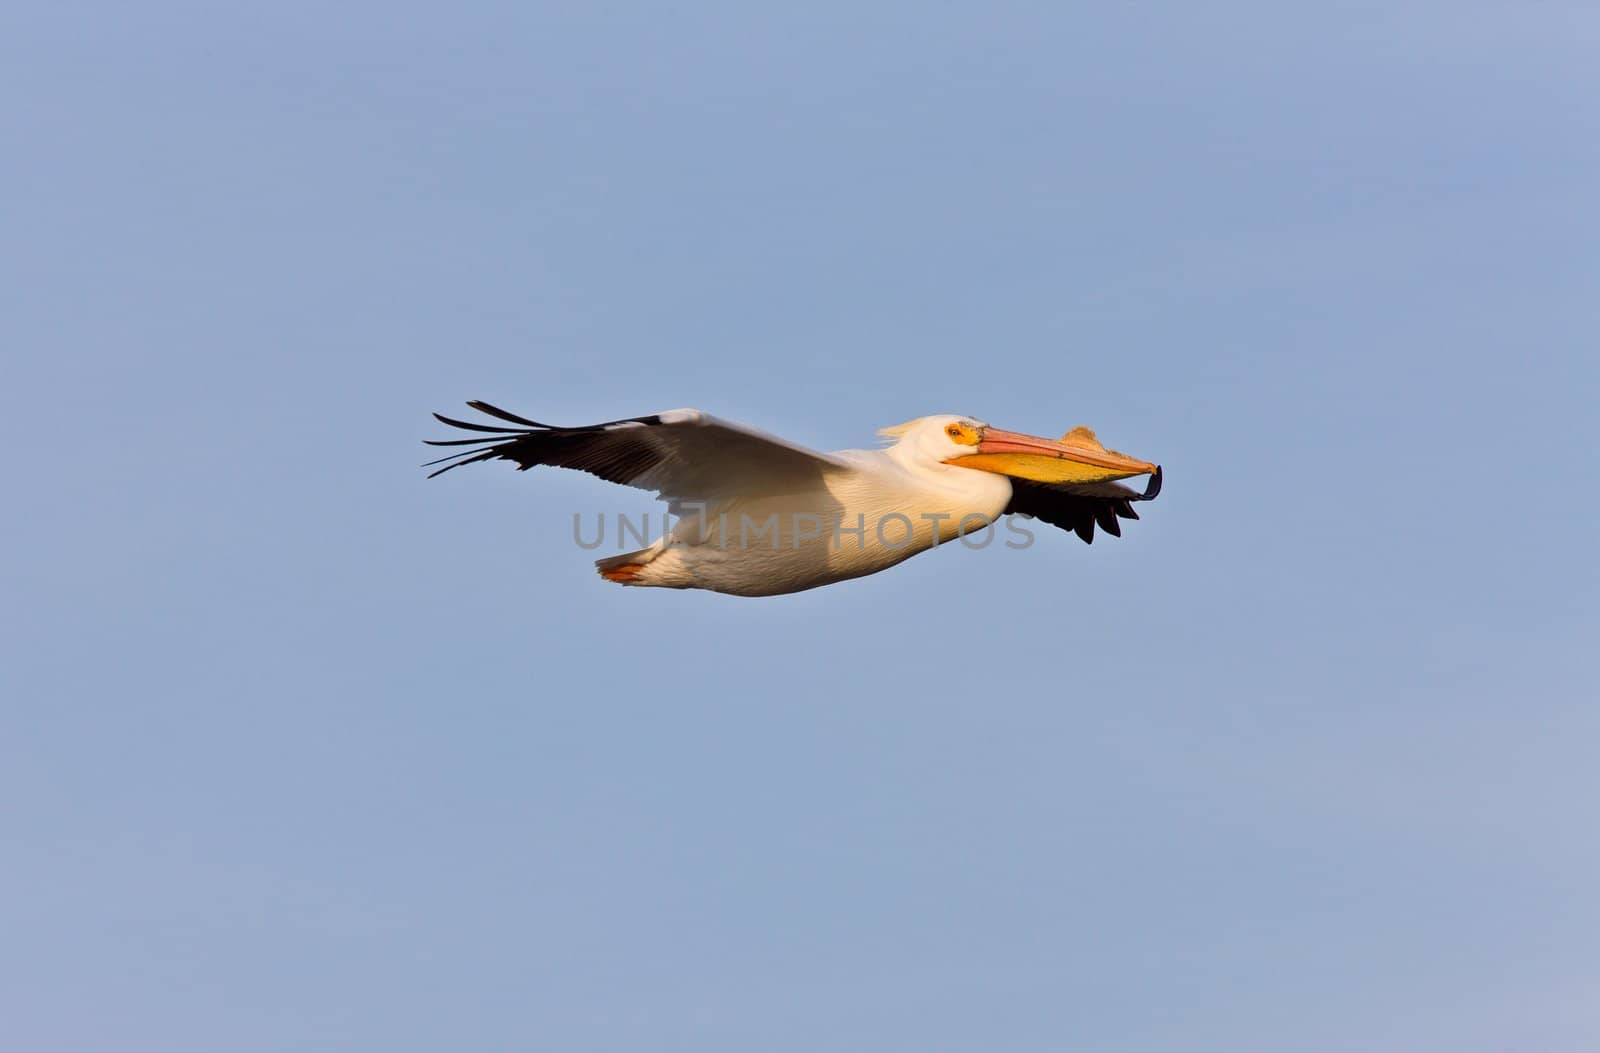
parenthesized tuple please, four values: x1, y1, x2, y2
(1004, 467, 1163, 544)
(424, 401, 847, 502)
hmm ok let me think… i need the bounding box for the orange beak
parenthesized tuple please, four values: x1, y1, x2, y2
(948, 426, 1159, 485)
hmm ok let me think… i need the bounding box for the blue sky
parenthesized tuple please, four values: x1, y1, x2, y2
(3, 3, 1597, 1050)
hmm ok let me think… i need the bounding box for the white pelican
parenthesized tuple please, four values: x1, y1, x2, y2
(426, 402, 1162, 596)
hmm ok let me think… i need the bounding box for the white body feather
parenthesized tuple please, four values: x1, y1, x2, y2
(602, 441, 1013, 596)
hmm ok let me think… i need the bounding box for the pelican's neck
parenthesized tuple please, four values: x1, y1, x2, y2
(882, 443, 1013, 513)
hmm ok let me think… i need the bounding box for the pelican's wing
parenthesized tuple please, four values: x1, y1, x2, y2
(424, 401, 847, 502)
(1004, 467, 1162, 545)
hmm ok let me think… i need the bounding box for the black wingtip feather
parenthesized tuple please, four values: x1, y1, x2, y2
(424, 436, 513, 447)
(421, 446, 495, 468)
(423, 402, 552, 480)
(466, 401, 550, 428)
(423, 448, 502, 478)
(432, 412, 528, 434)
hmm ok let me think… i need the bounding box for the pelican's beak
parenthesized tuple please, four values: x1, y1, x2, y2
(948, 425, 1159, 486)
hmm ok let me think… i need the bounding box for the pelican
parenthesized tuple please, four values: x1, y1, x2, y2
(425, 402, 1162, 596)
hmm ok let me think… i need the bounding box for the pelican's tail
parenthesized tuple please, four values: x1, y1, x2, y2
(595, 546, 661, 585)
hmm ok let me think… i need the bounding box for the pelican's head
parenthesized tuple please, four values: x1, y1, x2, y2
(881, 414, 1159, 486)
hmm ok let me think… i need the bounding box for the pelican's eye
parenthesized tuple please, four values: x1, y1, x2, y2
(945, 422, 980, 446)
